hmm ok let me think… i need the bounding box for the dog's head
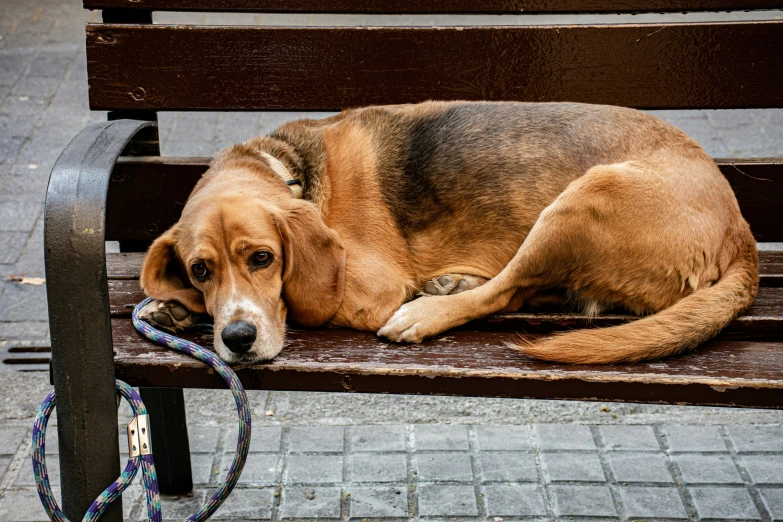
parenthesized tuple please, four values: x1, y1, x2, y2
(140, 147, 345, 363)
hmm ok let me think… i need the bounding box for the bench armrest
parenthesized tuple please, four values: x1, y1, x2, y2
(44, 119, 154, 520)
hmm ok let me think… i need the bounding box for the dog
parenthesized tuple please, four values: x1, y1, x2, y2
(139, 101, 758, 365)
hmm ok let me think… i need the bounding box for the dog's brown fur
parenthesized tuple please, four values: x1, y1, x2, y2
(140, 101, 758, 365)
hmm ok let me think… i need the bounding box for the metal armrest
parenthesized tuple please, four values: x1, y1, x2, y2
(44, 119, 154, 521)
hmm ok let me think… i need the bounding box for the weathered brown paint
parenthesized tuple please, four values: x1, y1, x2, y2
(87, 22, 783, 111)
(110, 317, 783, 408)
(106, 157, 783, 242)
(82, 0, 783, 14)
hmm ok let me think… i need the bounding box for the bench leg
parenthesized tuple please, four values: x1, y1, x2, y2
(139, 387, 194, 494)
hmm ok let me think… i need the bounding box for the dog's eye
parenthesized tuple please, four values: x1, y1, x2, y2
(191, 262, 209, 280)
(251, 250, 273, 268)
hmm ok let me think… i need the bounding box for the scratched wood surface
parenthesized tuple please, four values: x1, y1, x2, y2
(86, 22, 783, 111)
(106, 157, 783, 243)
(107, 253, 783, 407)
(82, 0, 783, 13)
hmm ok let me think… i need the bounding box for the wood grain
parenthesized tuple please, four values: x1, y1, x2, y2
(111, 318, 783, 408)
(82, 0, 783, 14)
(87, 22, 783, 111)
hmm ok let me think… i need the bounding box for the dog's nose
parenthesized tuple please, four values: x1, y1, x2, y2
(221, 321, 257, 353)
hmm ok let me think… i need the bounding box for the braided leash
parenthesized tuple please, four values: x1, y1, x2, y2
(32, 297, 252, 521)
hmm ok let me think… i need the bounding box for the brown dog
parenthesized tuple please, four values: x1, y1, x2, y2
(139, 101, 758, 365)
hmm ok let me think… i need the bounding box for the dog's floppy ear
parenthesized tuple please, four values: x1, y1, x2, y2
(277, 199, 346, 327)
(140, 227, 206, 313)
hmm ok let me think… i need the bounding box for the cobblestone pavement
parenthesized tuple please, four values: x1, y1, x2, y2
(1, 0, 783, 519)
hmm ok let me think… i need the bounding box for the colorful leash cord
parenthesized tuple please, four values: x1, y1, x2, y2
(32, 297, 252, 521)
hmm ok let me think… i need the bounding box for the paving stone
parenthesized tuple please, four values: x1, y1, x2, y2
(414, 424, 469, 450)
(0, 201, 41, 232)
(661, 425, 729, 452)
(675, 454, 744, 484)
(607, 453, 674, 483)
(12, 77, 61, 100)
(760, 488, 783, 522)
(226, 426, 281, 452)
(619, 486, 688, 519)
(483, 484, 547, 517)
(210, 487, 274, 519)
(550, 485, 617, 517)
(286, 455, 343, 484)
(0, 282, 48, 322)
(26, 49, 75, 79)
(476, 425, 532, 451)
(0, 427, 26, 454)
(350, 425, 405, 452)
(186, 425, 221, 453)
(191, 453, 216, 485)
(479, 451, 539, 482)
(742, 455, 783, 484)
(221, 453, 279, 485)
(16, 452, 59, 486)
(414, 452, 473, 482)
(0, 320, 49, 339)
(542, 452, 605, 482)
(690, 487, 761, 520)
(599, 425, 659, 451)
(0, 232, 28, 264)
(289, 425, 344, 452)
(535, 424, 596, 451)
(280, 486, 341, 518)
(348, 486, 407, 518)
(0, 456, 10, 479)
(727, 425, 783, 452)
(349, 453, 407, 483)
(152, 490, 207, 520)
(418, 485, 478, 517)
(0, 487, 56, 521)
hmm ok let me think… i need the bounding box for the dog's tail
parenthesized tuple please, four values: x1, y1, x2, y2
(515, 240, 759, 365)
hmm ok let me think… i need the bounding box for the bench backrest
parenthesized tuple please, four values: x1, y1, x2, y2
(89, 1, 783, 242)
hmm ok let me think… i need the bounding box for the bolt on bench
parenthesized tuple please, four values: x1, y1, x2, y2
(45, 1, 783, 519)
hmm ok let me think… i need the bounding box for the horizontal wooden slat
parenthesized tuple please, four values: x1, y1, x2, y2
(111, 318, 783, 408)
(108, 251, 783, 288)
(87, 22, 783, 111)
(105, 271, 783, 339)
(107, 252, 783, 407)
(105, 157, 783, 242)
(83, 1, 783, 14)
(82, 0, 783, 13)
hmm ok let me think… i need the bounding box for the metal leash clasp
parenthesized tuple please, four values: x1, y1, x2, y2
(127, 414, 152, 457)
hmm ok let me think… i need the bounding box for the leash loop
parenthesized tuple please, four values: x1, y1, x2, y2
(33, 298, 252, 521)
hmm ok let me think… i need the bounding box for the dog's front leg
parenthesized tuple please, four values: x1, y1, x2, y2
(138, 299, 204, 332)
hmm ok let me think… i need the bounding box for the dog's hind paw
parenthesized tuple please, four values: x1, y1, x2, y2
(419, 274, 487, 296)
(138, 299, 200, 332)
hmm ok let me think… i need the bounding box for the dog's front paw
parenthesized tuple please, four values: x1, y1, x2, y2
(138, 299, 199, 332)
(377, 297, 450, 343)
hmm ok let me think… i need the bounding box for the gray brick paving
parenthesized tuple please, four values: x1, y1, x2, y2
(1, 421, 783, 519)
(349, 453, 407, 483)
(619, 486, 689, 519)
(1, 0, 783, 519)
(690, 487, 762, 520)
(761, 489, 783, 521)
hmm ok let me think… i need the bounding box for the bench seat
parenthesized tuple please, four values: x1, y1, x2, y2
(107, 252, 783, 408)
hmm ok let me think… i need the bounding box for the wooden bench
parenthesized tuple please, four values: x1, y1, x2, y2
(46, 1, 783, 519)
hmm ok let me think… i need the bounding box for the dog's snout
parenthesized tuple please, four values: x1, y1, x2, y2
(221, 321, 257, 353)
